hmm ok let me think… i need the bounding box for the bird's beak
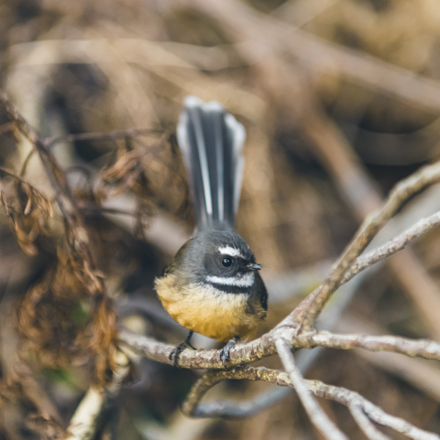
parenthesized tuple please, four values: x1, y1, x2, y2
(244, 263, 261, 271)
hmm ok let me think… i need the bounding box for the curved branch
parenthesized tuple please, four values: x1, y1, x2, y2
(349, 404, 392, 440)
(179, 365, 439, 439)
(342, 211, 440, 284)
(284, 160, 440, 331)
(276, 337, 348, 440)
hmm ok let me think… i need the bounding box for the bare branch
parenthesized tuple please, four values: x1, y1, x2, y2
(284, 160, 440, 331)
(120, 325, 440, 372)
(342, 211, 440, 284)
(312, 382, 440, 440)
(301, 105, 440, 340)
(349, 403, 392, 440)
(181, 370, 225, 417)
(180, 364, 439, 439)
(306, 331, 440, 360)
(276, 337, 348, 440)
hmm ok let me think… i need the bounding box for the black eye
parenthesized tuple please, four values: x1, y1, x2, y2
(222, 258, 232, 267)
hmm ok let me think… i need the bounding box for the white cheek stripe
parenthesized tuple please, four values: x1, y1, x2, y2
(206, 272, 255, 287)
(218, 246, 244, 258)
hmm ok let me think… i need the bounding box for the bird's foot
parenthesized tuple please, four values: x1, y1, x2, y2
(219, 337, 239, 368)
(169, 331, 195, 367)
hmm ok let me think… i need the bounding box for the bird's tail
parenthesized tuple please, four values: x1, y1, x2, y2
(177, 96, 245, 231)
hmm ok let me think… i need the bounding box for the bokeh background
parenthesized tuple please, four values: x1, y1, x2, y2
(2, 0, 440, 438)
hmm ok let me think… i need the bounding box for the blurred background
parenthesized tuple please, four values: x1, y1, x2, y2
(2, 0, 440, 438)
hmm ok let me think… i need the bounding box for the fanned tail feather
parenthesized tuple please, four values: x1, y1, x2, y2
(177, 96, 245, 231)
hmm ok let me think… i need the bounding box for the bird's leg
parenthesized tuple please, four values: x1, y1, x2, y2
(169, 331, 195, 367)
(219, 336, 239, 367)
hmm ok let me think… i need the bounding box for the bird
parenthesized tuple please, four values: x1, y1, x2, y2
(155, 96, 268, 366)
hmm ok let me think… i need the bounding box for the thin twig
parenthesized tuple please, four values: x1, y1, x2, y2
(276, 337, 348, 440)
(301, 105, 440, 340)
(349, 403, 392, 440)
(305, 331, 440, 360)
(285, 160, 440, 331)
(313, 382, 440, 440)
(180, 365, 439, 439)
(342, 211, 440, 284)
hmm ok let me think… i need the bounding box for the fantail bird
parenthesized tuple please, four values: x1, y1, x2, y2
(155, 97, 268, 366)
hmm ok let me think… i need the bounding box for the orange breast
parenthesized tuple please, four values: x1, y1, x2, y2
(155, 274, 264, 342)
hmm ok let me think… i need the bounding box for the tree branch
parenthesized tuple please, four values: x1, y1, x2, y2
(275, 337, 348, 440)
(349, 403, 392, 440)
(284, 160, 440, 331)
(119, 326, 440, 371)
(342, 210, 440, 285)
(179, 364, 439, 439)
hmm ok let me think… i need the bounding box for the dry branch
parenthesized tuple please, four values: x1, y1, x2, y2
(285, 160, 440, 331)
(276, 337, 348, 440)
(301, 107, 440, 340)
(342, 211, 440, 284)
(180, 364, 439, 439)
(349, 404, 392, 440)
(119, 326, 440, 369)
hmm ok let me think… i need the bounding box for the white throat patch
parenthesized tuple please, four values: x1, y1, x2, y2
(218, 246, 244, 258)
(206, 271, 255, 287)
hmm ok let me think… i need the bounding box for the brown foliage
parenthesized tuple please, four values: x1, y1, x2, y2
(18, 249, 117, 381)
(2, 0, 440, 438)
(0, 169, 53, 256)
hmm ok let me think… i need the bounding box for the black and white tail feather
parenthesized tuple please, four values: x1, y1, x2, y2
(177, 96, 245, 231)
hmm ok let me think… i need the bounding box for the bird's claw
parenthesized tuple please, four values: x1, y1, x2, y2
(169, 334, 196, 367)
(219, 337, 238, 368)
(169, 343, 186, 367)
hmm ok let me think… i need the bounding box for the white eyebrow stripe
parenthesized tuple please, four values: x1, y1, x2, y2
(218, 246, 244, 258)
(206, 272, 255, 287)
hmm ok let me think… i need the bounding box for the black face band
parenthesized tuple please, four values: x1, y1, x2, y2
(203, 282, 251, 295)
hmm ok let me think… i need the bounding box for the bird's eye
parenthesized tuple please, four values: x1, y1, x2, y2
(222, 258, 232, 267)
